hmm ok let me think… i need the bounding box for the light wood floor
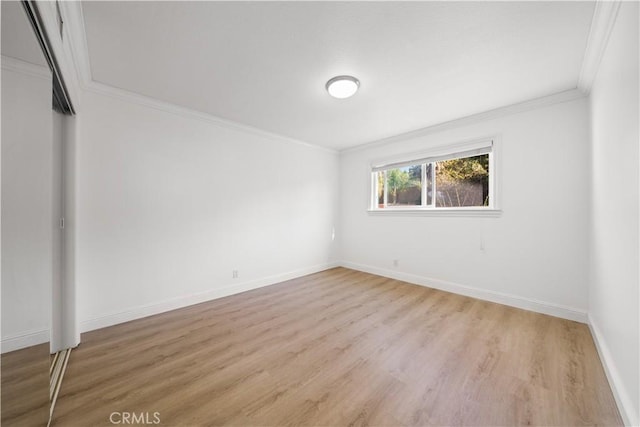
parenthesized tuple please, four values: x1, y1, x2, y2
(52, 268, 621, 426)
(1, 343, 49, 426)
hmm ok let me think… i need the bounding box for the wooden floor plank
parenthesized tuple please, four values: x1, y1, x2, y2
(1, 343, 50, 427)
(52, 268, 622, 426)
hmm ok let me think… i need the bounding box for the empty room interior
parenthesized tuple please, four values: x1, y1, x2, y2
(1, 1, 639, 426)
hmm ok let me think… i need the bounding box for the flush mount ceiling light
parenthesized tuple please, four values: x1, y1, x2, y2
(326, 75, 360, 99)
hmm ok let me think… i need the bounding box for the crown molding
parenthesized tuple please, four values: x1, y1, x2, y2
(59, 1, 336, 154)
(1, 55, 50, 80)
(577, 0, 622, 95)
(58, 1, 595, 154)
(59, 0, 92, 88)
(341, 88, 586, 154)
(81, 83, 336, 153)
(84, 80, 338, 153)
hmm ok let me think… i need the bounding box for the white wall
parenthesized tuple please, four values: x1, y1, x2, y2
(76, 90, 339, 330)
(1, 63, 53, 351)
(588, 2, 639, 425)
(339, 97, 590, 321)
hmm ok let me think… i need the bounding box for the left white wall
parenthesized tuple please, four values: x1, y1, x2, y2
(1, 62, 53, 351)
(77, 90, 339, 331)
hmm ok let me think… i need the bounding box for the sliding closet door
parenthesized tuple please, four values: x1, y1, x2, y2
(1, 1, 54, 425)
(51, 110, 64, 353)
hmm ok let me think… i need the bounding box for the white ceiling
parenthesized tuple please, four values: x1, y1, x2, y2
(82, 1, 595, 150)
(1, 1, 47, 67)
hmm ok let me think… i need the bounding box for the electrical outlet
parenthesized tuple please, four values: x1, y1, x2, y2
(393, 259, 399, 267)
(232, 270, 238, 279)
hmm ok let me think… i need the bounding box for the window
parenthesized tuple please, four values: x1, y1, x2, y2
(371, 139, 497, 213)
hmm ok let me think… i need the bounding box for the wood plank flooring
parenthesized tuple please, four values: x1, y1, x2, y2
(1, 343, 50, 426)
(52, 268, 622, 426)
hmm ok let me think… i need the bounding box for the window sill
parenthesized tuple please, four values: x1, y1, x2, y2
(367, 208, 502, 217)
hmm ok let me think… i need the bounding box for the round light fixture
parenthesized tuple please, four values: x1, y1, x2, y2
(326, 75, 360, 99)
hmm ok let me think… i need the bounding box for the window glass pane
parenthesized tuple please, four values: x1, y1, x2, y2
(385, 165, 422, 207)
(376, 171, 385, 208)
(425, 163, 433, 206)
(435, 154, 489, 207)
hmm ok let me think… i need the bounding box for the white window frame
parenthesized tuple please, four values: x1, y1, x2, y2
(368, 137, 501, 217)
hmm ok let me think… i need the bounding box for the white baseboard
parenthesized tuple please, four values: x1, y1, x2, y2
(1, 329, 50, 354)
(339, 261, 588, 323)
(588, 316, 637, 427)
(80, 262, 339, 333)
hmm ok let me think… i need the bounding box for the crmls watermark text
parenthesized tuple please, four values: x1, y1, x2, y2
(109, 412, 161, 424)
